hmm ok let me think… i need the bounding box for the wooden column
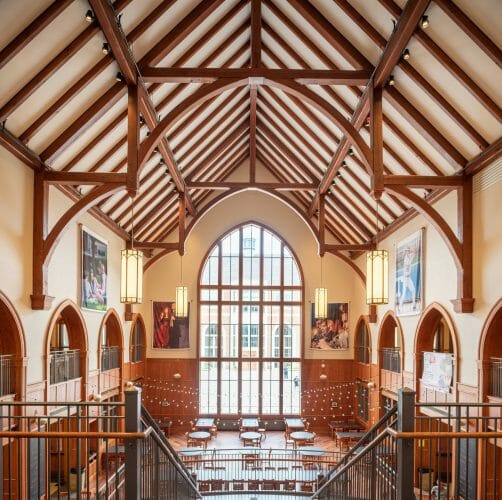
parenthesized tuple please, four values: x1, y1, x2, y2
(370, 83, 384, 199)
(178, 193, 185, 256)
(127, 84, 140, 197)
(318, 193, 325, 256)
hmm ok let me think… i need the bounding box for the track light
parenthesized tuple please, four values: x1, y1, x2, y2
(388, 75, 395, 86)
(139, 116, 145, 126)
(154, 147, 160, 154)
(349, 148, 354, 156)
(402, 48, 410, 60)
(159, 158, 165, 165)
(341, 161, 347, 168)
(420, 15, 429, 29)
(146, 131, 150, 137)
(102, 42, 110, 55)
(116, 72, 124, 82)
(85, 10, 95, 22)
(336, 171, 342, 178)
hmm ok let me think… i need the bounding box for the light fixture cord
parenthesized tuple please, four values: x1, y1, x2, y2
(375, 200, 379, 246)
(131, 197, 135, 249)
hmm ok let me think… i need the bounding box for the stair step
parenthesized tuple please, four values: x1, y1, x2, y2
(202, 494, 310, 499)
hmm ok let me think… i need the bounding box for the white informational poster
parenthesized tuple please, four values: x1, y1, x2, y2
(422, 352, 453, 393)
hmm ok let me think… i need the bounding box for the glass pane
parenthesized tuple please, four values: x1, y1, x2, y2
(263, 305, 280, 358)
(242, 289, 260, 301)
(283, 289, 301, 302)
(200, 305, 218, 357)
(221, 229, 240, 257)
(282, 362, 301, 414)
(222, 289, 239, 301)
(263, 289, 281, 302)
(263, 230, 281, 257)
(221, 256, 239, 285)
(262, 362, 281, 414)
(201, 248, 219, 285)
(199, 361, 218, 414)
(283, 305, 301, 358)
(242, 305, 260, 358)
(220, 361, 239, 414)
(200, 289, 218, 301)
(221, 305, 239, 357)
(241, 361, 260, 414)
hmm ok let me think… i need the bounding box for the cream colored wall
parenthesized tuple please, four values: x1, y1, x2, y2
(0, 147, 129, 386)
(360, 160, 502, 387)
(138, 185, 366, 361)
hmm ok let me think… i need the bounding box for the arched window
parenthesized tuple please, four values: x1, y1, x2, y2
(356, 319, 371, 364)
(199, 224, 302, 416)
(130, 316, 145, 364)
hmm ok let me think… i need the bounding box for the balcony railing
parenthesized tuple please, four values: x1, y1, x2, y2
(0, 354, 15, 397)
(489, 357, 502, 398)
(50, 349, 80, 384)
(382, 347, 401, 373)
(101, 346, 120, 372)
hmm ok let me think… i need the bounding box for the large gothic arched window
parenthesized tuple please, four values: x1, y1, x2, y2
(199, 224, 302, 416)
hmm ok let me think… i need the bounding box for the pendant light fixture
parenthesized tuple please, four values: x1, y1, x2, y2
(366, 200, 389, 305)
(314, 255, 328, 319)
(175, 254, 188, 318)
(120, 198, 143, 304)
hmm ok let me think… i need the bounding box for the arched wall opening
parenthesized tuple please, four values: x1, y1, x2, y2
(129, 314, 146, 382)
(45, 300, 88, 402)
(414, 303, 458, 401)
(479, 298, 502, 402)
(0, 290, 27, 401)
(98, 308, 124, 399)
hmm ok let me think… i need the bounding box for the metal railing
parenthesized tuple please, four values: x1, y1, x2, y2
(489, 357, 502, 397)
(382, 347, 401, 373)
(0, 354, 15, 396)
(101, 346, 120, 372)
(181, 448, 341, 495)
(50, 349, 80, 384)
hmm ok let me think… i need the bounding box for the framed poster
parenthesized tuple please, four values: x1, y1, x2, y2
(395, 229, 423, 316)
(81, 226, 108, 311)
(152, 301, 189, 349)
(422, 352, 453, 392)
(310, 302, 349, 350)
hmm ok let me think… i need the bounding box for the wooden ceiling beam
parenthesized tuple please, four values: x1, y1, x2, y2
(463, 137, 502, 177)
(139, 0, 227, 67)
(187, 181, 317, 190)
(434, 0, 502, 68)
(251, 0, 262, 68)
(0, 0, 74, 71)
(285, 0, 373, 69)
(383, 174, 463, 188)
(324, 243, 375, 252)
(249, 85, 257, 183)
(141, 67, 372, 85)
(0, 128, 44, 171)
(378, 0, 501, 121)
(43, 171, 127, 185)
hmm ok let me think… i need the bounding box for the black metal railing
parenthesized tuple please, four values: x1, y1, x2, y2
(382, 347, 401, 373)
(50, 349, 80, 384)
(101, 346, 120, 372)
(0, 354, 15, 396)
(489, 357, 502, 397)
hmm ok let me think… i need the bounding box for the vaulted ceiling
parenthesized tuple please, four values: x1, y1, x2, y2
(0, 0, 500, 265)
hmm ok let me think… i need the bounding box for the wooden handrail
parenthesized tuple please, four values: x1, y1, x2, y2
(0, 428, 152, 439)
(388, 429, 502, 439)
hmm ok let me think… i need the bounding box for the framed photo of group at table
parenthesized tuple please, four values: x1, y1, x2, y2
(152, 300, 190, 349)
(310, 302, 349, 350)
(80, 226, 108, 312)
(395, 229, 424, 317)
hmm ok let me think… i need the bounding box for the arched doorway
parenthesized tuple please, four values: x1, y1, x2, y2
(414, 303, 458, 402)
(129, 314, 146, 382)
(354, 316, 372, 425)
(98, 309, 124, 399)
(478, 299, 502, 500)
(45, 300, 88, 402)
(377, 311, 404, 412)
(0, 291, 26, 402)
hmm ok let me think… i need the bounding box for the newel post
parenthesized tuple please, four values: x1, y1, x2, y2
(397, 387, 415, 500)
(125, 384, 142, 500)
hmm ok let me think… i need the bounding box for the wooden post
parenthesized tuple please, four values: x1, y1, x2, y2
(370, 83, 384, 199)
(397, 387, 415, 500)
(125, 385, 142, 500)
(127, 84, 139, 197)
(178, 193, 185, 256)
(318, 193, 325, 256)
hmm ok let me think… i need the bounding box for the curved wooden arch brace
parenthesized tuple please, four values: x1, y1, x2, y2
(98, 308, 124, 393)
(413, 302, 459, 392)
(44, 299, 89, 401)
(138, 78, 373, 174)
(386, 184, 473, 313)
(325, 249, 365, 285)
(31, 181, 125, 309)
(267, 79, 372, 173)
(478, 297, 502, 401)
(377, 310, 405, 365)
(98, 308, 125, 352)
(0, 290, 27, 402)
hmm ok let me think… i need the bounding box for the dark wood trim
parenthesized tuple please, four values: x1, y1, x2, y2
(0, 128, 43, 171)
(43, 171, 127, 185)
(127, 84, 140, 195)
(383, 175, 464, 188)
(250, 0, 262, 68)
(463, 137, 502, 176)
(370, 83, 384, 199)
(249, 85, 257, 183)
(324, 243, 375, 251)
(187, 181, 317, 190)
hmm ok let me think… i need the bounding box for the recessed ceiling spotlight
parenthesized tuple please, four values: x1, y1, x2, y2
(420, 15, 429, 29)
(102, 42, 110, 55)
(85, 10, 95, 22)
(402, 48, 410, 60)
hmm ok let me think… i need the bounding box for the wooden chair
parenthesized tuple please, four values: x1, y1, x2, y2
(232, 480, 244, 491)
(258, 422, 267, 441)
(300, 481, 315, 493)
(248, 480, 260, 491)
(284, 480, 296, 491)
(210, 479, 225, 491)
(263, 480, 279, 490)
(184, 432, 197, 447)
(198, 481, 210, 492)
(284, 431, 294, 448)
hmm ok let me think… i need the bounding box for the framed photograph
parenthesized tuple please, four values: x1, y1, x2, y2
(152, 301, 189, 349)
(81, 226, 108, 311)
(310, 302, 349, 350)
(395, 229, 423, 316)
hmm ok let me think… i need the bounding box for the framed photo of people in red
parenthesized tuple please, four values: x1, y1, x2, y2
(152, 300, 190, 349)
(80, 226, 107, 312)
(310, 302, 349, 350)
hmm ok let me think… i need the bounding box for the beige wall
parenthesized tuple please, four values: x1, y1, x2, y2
(1, 142, 501, 391)
(0, 146, 129, 385)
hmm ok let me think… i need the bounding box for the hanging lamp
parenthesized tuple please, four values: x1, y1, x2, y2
(314, 255, 328, 319)
(175, 254, 188, 318)
(366, 200, 388, 305)
(120, 198, 143, 304)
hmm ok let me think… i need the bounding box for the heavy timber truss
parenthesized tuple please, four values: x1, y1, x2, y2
(0, 0, 500, 314)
